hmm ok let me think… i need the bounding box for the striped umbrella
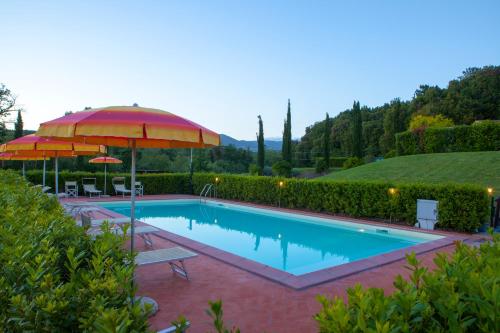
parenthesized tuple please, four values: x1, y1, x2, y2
(89, 156, 122, 196)
(1, 134, 106, 194)
(37, 105, 220, 252)
(0, 152, 47, 178)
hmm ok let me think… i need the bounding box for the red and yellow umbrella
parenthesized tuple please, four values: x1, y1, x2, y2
(36, 106, 220, 148)
(37, 105, 220, 252)
(89, 156, 122, 195)
(1, 134, 106, 193)
(0, 152, 48, 178)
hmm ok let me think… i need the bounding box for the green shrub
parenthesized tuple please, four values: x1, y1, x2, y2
(272, 160, 292, 177)
(0, 171, 150, 332)
(248, 164, 260, 176)
(315, 158, 329, 173)
(396, 121, 500, 155)
(330, 157, 348, 168)
(342, 157, 364, 169)
(315, 233, 500, 332)
(25, 171, 489, 232)
(409, 114, 454, 130)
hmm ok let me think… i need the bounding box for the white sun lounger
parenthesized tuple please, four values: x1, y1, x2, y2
(87, 225, 159, 248)
(136, 247, 197, 280)
(83, 184, 102, 198)
(89, 217, 136, 227)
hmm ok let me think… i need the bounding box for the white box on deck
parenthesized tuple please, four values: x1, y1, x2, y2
(416, 199, 438, 230)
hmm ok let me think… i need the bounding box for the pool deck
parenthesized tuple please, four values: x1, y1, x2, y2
(63, 194, 486, 332)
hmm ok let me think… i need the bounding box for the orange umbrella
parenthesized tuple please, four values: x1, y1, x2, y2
(37, 105, 220, 252)
(1, 134, 106, 193)
(89, 156, 122, 195)
(0, 152, 48, 177)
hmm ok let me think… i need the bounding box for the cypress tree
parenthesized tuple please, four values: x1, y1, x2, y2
(14, 110, 23, 138)
(0, 122, 6, 143)
(282, 99, 292, 164)
(324, 113, 331, 167)
(351, 101, 363, 158)
(257, 115, 265, 175)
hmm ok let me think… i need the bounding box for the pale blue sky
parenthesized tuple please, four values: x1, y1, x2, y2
(1, 0, 499, 139)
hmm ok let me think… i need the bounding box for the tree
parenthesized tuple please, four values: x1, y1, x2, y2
(14, 110, 23, 138)
(0, 122, 6, 143)
(351, 101, 363, 158)
(380, 99, 408, 153)
(256, 115, 265, 175)
(0, 84, 17, 119)
(323, 113, 331, 167)
(281, 99, 292, 164)
(409, 114, 454, 131)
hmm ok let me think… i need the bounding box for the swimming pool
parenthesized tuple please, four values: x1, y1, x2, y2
(98, 199, 443, 276)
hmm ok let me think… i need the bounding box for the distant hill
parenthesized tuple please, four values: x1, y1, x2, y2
(220, 134, 282, 151)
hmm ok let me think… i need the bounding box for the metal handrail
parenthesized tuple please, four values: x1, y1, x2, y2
(200, 183, 215, 203)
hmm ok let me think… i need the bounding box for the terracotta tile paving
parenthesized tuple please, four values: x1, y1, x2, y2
(132, 234, 456, 333)
(63, 195, 476, 332)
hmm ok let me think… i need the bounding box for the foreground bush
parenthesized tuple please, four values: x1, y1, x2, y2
(25, 170, 489, 232)
(0, 171, 150, 332)
(315, 233, 500, 332)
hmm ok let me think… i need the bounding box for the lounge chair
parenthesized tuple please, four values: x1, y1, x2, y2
(65, 181, 78, 197)
(82, 214, 157, 248)
(135, 247, 197, 280)
(63, 202, 101, 217)
(112, 177, 132, 197)
(83, 216, 138, 227)
(82, 178, 102, 198)
(157, 322, 190, 333)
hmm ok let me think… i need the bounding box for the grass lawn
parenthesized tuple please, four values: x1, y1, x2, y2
(318, 151, 500, 192)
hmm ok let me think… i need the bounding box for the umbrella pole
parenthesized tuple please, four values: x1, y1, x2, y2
(42, 158, 46, 187)
(104, 163, 107, 195)
(55, 156, 59, 196)
(130, 140, 136, 254)
(22, 161, 25, 178)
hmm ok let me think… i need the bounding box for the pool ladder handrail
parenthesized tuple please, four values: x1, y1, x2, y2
(200, 183, 216, 203)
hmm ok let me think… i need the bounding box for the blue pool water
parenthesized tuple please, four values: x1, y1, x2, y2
(98, 200, 442, 275)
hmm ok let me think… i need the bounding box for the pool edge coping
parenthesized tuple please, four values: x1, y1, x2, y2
(73, 195, 469, 290)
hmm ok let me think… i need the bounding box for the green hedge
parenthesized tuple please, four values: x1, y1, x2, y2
(395, 121, 500, 155)
(25, 170, 191, 196)
(0, 171, 150, 332)
(330, 157, 348, 168)
(315, 234, 500, 332)
(24, 171, 489, 232)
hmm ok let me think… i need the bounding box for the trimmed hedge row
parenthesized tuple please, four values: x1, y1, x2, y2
(24, 170, 488, 232)
(0, 171, 150, 332)
(395, 121, 500, 155)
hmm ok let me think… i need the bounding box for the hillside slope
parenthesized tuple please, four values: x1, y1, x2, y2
(319, 151, 500, 190)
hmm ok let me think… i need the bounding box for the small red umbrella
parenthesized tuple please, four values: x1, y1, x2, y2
(89, 156, 123, 196)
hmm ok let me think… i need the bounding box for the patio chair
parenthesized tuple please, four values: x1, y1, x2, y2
(135, 247, 197, 280)
(135, 181, 144, 196)
(65, 181, 78, 197)
(82, 178, 102, 198)
(112, 177, 132, 197)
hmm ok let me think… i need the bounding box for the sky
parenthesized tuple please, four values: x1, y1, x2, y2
(1, 0, 499, 140)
